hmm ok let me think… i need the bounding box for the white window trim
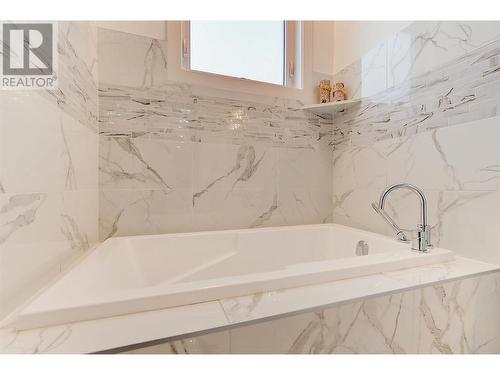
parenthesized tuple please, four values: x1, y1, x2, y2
(180, 21, 303, 89)
(166, 21, 316, 102)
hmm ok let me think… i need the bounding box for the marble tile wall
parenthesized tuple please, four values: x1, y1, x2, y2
(97, 28, 333, 240)
(333, 23, 500, 148)
(0, 20, 497, 355)
(334, 21, 500, 102)
(331, 21, 500, 265)
(0, 21, 99, 318)
(109, 21, 500, 355)
(126, 271, 500, 354)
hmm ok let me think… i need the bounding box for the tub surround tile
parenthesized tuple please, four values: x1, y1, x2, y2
(137, 292, 417, 354)
(97, 27, 333, 150)
(433, 191, 500, 263)
(0, 21, 99, 320)
(327, 20, 500, 354)
(97, 96, 333, 237)
(331, 118, 500, 264)
(284, 293, 415, 354)
(200, 271, 500, 354)
(99, 188, 192, 240)
(332, 188, 394, 236)
(0, 190, 98, 318)
(334, 21, 500, 106)
(95, 27, 334, 238)
(332, 149, 356, 196)
(39, 21, 98, 133)
(0, 185, 98, 319)
(387, 21, 500, 88)
(4, 20, 500, 354)
(382, 257, 498, 286)
(193, 143, 277, 204)
(383, 118, 500, 192)
(415, 273, 500, 353)
(333, 187, 500, 265)
(192, 188, 279, 232)
(1, 258, 496, 354)
(331, 21, 500, 267)
(218, 273, 407, 325)
(332, 27, 500, 150)
(0, 92, 98, 194)
(218, 257, 498, 325)
(97, 28, 334, 239)
(0, 301, 227, 354)
(191, 142, 279, 231)
(275, 189, 332, 226)
(359, 43, 389, 98)
(229, 311, 322, 354)
(277, 147, 332, 190)
(59, 22, 98, 82)
(334, 42, 387, 100)
(99, 137, 193, 191)
(98, 27, 168, 89)
(131, 271, 500, 355)
(98, 84, 332, 150)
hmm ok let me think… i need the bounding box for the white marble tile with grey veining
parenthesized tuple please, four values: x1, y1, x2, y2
(218, 257, 498, 325)
(41, 21, 98, 133)
(1, 257, 497, 354)
(387, 21, 500, 88)
(98, 27, 168, 89)
(0, 21, 99, 323)
(0, 91, 98, 194)
(415, 272, 500, 353)
(99, 83, 333, 149)
(130, 266, 500, 354)
(332, 26, 500, 149)
(99, 137, 192, 191)
(96, 28, 333, 149)
(219, 272, 500, 354)
(0, 190, 97, 317)
(99, 188, 192, 240)
(0, 300, 228, 354)
(332, 186, 500, 265)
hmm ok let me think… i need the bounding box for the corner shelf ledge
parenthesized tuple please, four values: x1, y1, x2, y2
(302, 98, 363, 117)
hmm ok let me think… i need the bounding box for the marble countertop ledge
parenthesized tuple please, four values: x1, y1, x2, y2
(0, 256, 498, 354)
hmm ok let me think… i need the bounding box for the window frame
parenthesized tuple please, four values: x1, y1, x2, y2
(180, 21, 302, 89)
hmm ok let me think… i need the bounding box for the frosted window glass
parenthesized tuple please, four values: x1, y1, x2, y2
(190, 21, 285, 85)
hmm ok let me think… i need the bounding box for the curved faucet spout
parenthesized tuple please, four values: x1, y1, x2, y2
(378, 183, 428, 228)
(374, 183, 431, 252)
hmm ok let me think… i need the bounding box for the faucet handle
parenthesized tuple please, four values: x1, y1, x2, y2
(411, 224, 432, 252)
(423, 224, 433, 249)
(371, 203, 409, 242)
(395, 230, 410, 243)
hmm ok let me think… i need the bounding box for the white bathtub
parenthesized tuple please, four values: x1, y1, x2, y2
(12, 224, 454, 330)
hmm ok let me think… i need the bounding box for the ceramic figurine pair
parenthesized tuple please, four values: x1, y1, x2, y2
(319, 80, 347, 103)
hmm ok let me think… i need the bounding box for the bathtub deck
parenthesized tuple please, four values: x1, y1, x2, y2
(10, 224, 454, 330)
(1, 256, 498, 354)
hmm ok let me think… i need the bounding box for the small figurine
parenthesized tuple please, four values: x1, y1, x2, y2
(319, 80, 331, 103)
(333, 82, 347, 102)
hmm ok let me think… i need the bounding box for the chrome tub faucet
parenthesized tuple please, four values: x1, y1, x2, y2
(372, 183, 432, 252)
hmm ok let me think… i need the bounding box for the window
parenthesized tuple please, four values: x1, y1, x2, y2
(182, 21, 301, 88)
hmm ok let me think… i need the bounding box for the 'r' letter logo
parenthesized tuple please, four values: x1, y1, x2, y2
(2, 23, 53, 75)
